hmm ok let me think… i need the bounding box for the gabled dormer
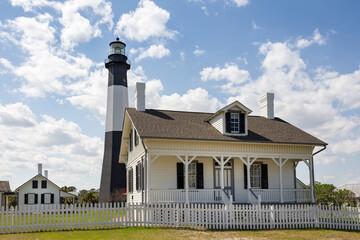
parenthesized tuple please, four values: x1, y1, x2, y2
(206, 101, 252, 136)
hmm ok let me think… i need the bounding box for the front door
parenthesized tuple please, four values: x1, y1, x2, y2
(214, 161, 233, 200)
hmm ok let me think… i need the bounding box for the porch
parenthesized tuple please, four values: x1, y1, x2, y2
(139, 151, 315, 205)
(148, 188, 312, 204)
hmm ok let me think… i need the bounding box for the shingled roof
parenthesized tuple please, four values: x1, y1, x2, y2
(126, 108, 327, 146)
(0, 181, 11, 192)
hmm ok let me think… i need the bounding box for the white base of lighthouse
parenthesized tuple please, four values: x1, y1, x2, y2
(105, 85, 129, 132)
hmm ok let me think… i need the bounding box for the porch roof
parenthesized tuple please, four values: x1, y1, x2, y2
(126, 108, 327, 146)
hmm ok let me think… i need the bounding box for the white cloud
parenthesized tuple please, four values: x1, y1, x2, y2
(66, 68, 108, 124)
(0, 102, 103, 189)
(0, 12, 100, 97)
(10, 0, 50, 12)
(231, 0, 249, 7)
(200, 63, 250, 93)
(197, 31, 360, 171)
(180, 51, 186, 61)
(54, 0, 114, 50)
(148, 86, 223, 113)
(193, 45, 205, 56)
(115, 0, 178, 42)
(296, 28, 326, 49)
(127, 66, 222, 113)
(252, 21, 260, 30)
(134, 44, 171, 62)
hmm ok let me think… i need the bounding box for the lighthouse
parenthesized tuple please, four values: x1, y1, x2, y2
(99, 38, 130, 202)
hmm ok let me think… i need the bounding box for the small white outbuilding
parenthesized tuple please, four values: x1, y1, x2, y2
(15, 164, 75, 206)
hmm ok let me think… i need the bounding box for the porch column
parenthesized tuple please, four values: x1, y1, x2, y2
(146, 152, 150, 203)
(177, 155, 196, 204)
(185, 155, 189, 204)
(247, 156, 251, 202)
(220, 156, 224, 189)
(279, 158, 283, 203)
(309, 157, 315, 203)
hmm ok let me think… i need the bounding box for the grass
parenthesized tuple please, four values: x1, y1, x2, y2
(0, 228, 359, 240)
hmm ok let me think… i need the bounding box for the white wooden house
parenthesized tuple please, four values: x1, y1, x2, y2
(119, 83, 327, 204)
(15, 164, 75, 206)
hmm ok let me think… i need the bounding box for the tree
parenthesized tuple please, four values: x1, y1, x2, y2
(8, 196, 17, 207)
(81, 192, 98, 204)
(61, 186, 77, 192)
(313, 181, 357, 206)
(314, 181, 336, 205)
(111, 188, 127, 203)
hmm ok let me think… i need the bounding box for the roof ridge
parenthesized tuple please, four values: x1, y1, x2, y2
(127, 107, 213, 115)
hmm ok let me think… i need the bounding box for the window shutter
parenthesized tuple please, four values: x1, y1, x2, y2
(240, 113, 245, 133)
(41, 194, 44, 204)
(244, 164, 248, 189)
(51, 194, 54, 204)
(129, 129, 133, 152)
(141, 158, 144, 191)
(25, 194, 28, 204)
(261, 164, 268, 189)
(177, 163, 184, 189)
(225, 112, 231, 133)
(196, 163, 204, 189)
(35, 194, 38, 204)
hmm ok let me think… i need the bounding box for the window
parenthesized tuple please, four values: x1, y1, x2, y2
(225, 111, 246, 134)
(134, 129, 139, 146)
(41, 180, 47, 189)
(185, 163, 196, 189)
(32, 180, 38, 189)
(136, 163, 141, 191)
(28, 193, 35, 204)
(230, 113, 239, 133)
(128, 168, 133, 193)
(250, 164, 261, 188)
(177, 162, 204, 190)
(25, 193, 37, 204)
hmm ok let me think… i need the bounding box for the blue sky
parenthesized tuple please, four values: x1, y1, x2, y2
(1, 0, 360, 191)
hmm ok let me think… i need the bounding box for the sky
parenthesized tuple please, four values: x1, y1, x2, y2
(0, 0, 360, 191)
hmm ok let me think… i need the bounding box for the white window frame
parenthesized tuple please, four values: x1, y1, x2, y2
(184, 163, 196, 189)
(230, 113, 240, 133)
(44, 193, 52, 204)
(250, 164, 262, 189)
(28, 193, 35, 204)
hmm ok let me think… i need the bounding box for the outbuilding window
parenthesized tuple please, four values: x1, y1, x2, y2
(25, 193, 38, 204)
(41, 193, 54, 204)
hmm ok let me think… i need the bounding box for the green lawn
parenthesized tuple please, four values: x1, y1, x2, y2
(0, 228, 359, 240)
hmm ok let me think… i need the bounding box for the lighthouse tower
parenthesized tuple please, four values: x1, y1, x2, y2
(99, 38, 130, 202)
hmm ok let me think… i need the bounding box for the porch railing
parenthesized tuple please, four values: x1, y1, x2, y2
(149, 189, 227, 203)
(252, 189, 311, 203)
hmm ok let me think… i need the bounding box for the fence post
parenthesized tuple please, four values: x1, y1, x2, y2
(270, 205, 275, 229)
(258, 195, 262, 207)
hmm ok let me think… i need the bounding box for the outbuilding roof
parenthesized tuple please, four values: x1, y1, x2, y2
(0, 181, 11, 192)
(126, 108, 327, 146)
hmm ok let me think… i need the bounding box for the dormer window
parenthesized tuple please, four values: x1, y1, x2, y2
(225, 111, 245, 134)
(207, 101, 251, 136)
(230, 113, 240, 133)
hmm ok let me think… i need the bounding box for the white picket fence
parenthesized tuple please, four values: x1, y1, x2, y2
(0, 203, 359, 234)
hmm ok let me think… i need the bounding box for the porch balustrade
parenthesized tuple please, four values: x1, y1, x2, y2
(252, 189, 311, 203)
(149, 189, 226, 203)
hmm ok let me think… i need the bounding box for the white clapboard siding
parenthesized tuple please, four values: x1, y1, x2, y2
(0, 203, 359, 234)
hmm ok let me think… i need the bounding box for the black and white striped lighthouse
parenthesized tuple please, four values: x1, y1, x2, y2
(99, 38, 130, 202)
